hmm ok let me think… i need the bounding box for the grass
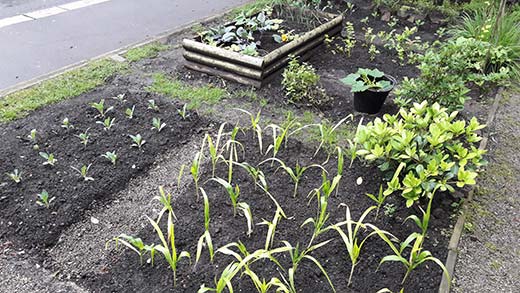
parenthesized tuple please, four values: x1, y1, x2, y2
(0, 59, 127, 122)
(125, 42, 170, 62)
(147, 73, 228, 109)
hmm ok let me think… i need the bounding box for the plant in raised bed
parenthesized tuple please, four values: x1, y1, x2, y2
(75, 129, 90, 147)
(125, 105, 136, 119)
(195, 188, 214, 265)
(151, 117, 166, 133)
(340, 68, 395, 114)
(354, 101, 487, 207)
(61, 117, 74, 129)
(129, 134, 146, 149)
(281, 57, 329, 106)
(147, 99, 160, 112)
(39, 152, 57, 166)
(36, 190, 54, 208)
(96, 116, 115, 131)
(6, 169, 22, 183)
(101, 151, 118, 165)
(90, 99, 113, 118)
(71, 164, 94, 181)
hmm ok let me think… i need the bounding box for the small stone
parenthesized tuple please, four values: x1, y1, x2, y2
(90, 217, 100, 224)
(356, 177, 363, 185)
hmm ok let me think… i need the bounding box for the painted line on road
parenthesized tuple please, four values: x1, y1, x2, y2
(0, 0, 112, 29)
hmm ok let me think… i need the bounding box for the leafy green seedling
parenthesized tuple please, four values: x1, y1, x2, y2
(125, 105, 135, 119)
(90, 99, 113, 117)
(27, 129, 37, 142)
(75, 129, 90, 147)
(101, 151, 118, 165)
(71, 164, 94, 181)
(129, 134, 146, 148)
(340, 68, 392, 92)
(147, 99, 160, 111)
(6, 169, 22, 183)
(178, 104, 188, 119)
(365, 185, 389, 219)
(61, 118, 74, 129)
(39, 152, 57, 166)
(36, 190, 54, 208)
(112, 93, 126, 102)
(151, 117, 166, 132)
(210, 177, 240, 216)
(96, 117, 115, 131)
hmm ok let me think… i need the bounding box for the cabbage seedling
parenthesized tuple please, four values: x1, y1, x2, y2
(39, 152, 57, 166)
(111, 93, 126, 102)
(195, 188, 214, 265)
(151, 117, 166, 132)
(71, 164, 94, 181)
(96, 117, 115, 131)
(90, 99, 113, 117)
(125, 105, 135, 119)
(75, 129, 90, 147)
(27, 129, 37, 143)
(177, 104, 188, 119)
(147, 99, 160, 111)
(129, 134, 146, 148)
(6, 169, 22, 183)
(36, 190, 54, 208)
(61, 118, 74, 129)
(101, 151, 118, 165)
(210, 177, 240, 216)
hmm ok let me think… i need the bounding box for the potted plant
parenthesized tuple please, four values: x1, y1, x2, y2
(340, 68, 396, 114)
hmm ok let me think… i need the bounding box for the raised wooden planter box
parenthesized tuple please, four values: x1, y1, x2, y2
(182, 8, 344, 88)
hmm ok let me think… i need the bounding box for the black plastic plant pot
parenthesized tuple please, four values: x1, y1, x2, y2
(353, 75, 396, 114)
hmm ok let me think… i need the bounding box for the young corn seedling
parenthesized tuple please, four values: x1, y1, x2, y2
(235, 161, 268, 191)
(327, 205, 382, 286)
(223, 126, 244, 183)
(108, 234, 155, 265)
(243, 270, 289, 293)
(177, 104, 188, 119)
(71, 164, 94, 181)
(259, 206, 285, 250)
(36, 190, 54, 208)
(75, 129, 90, 147)
(6, 169, 22, 183)
(195, 188, 214, 265)
(404, 190, 436, 236)
(125, 105, 136, 119)
(262, 158, 326, 197)
(302, 187, 331, 247)
(365, 185, 389, 220)
(375, 231, 450, 284)
(153, 186, 177, 222)
(191, 151, 203, 201)
(27, 129, 37, 143)
(205, 123, 226, 177)
(151, 117, 166, 132)
(96, 117, 115, 131)
(147, 212, 191, 287)
(129, 134, 146, 149)
(39, 152, 57, 166)
(210, 177, 240, 216)
(61, 118, 74, 129)
(101, 151, 118, 165)
(314, 115, 352, 156)
(281, 240, 336, 293)
(237, 202, 254, 237)
(236, 108, 263, 154)
(90, 99, 113, 117)
(147, 99, 160, 111)
(307, 171, 340, 205)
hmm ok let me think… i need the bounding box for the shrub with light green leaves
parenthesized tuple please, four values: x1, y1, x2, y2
(282, 57, 330, 106)
(355, 101, 487, 207)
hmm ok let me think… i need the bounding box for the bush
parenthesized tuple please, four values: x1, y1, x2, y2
(282, 57, 330, 106)
(354, 101, 487, 207)
(395, 37, 511, 111)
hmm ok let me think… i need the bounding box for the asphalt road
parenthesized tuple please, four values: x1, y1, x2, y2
(0, 0, 250, 92)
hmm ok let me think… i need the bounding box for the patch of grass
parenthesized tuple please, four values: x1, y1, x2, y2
(0, 59, 127, 122)
(228, 0, 281, 19)
(147, 73, 227, 109)
(125, 42, 170, 62)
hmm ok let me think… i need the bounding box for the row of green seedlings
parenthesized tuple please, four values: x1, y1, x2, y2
(108, 110, 450, 292)
(5, 95, 189, 209)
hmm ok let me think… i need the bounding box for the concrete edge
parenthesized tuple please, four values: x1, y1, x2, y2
(438, 87, 504, 293)
(0, 2, 251, 98)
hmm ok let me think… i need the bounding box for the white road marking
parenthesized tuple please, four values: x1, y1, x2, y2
(0, 15, 33, 28)
(0, 0, 112, 29)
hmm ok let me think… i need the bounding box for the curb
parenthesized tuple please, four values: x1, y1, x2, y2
(0, 2, 251, 98)
(438, 87, 503, 293)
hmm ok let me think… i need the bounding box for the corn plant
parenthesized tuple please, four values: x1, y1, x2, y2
(75, 129, 90, 147)
(96, 117, 115, 131)
(210, 177, 240, 216)
(302, 187, 331, 247)
(365, 185, 389, 219)
(71, 164, 94, 181)
(147, 99, 160, 111)
(151, 117, 166, 132)
(36, 190, 54, 208)
(262, 158, 325, 197)
(205, 123, 226, 177)
(235, 161, 268, 191)
(6, 169, 22, 183)
(191, 151, 203, 201)
(27, 129, 37, 143)
(237, 202, 254, 237)
(265, 119, 302, 161)
(375, 231, 450, 284)
(404, 191, 436, 236)
(307, 171, 340, 205)
(195, 188, 214, 265)
(147, 212, 191, 287)
(39, 152, 57, 166)
(243, 270, 290, 293)
(177, 104, 188, 119)
(259, 206, 285, 250)
(108, 234, 155, 265)
(236, 108, 263, 154)
(281, 240, 336, 293)
(101, 151, 118, 165)
(125, 105, 135, 119)
(129, 134, 146, 149)
(314, 115, 352, 156)
(90, 99, 113, 117)
(327, 205, 383, 286)
(223, 126, 244, 183)
(61, 118, 74, 129)
(153, 186, 177, 223)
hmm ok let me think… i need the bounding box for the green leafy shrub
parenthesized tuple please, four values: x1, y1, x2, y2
(354, 101, 487, 207)
(282, 57, 330, 106)
(395, 37, 511, 111)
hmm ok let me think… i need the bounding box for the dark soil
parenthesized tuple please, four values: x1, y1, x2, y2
(0, 77, 209, 256)
(77, 130, 454, 293)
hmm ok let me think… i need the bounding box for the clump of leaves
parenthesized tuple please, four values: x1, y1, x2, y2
(96, 117, 115, 131)
(71, 164, 94, 181)
(210, 177, 240, 217)
(75, 129, 90, 147)
(355, 101, 487, 207)
(147, 99, 160, 112)
(39, 152, 57, 166)
(340, 68, 392, 92)
(101, 151, 118, 165)
(151, 117, 166, 132)
(6, 169, 22, 183)
(108, 234, 154, 265)
(129, 134, 146, 149)
(112, 93, 126, 102)
(27, 129, 37, 143)
(90, 99, 113, 117)
(61, 117, 74, 129)
(282, 57, 330, 106)
(36, 190, 54, 208)
(125, 105, 136, 119)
